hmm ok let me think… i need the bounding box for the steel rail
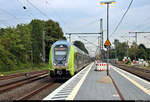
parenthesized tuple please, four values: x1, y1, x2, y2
(0, 70, 48, 80)
(0, 73, 48, 94)
(16, 82, 55, 100)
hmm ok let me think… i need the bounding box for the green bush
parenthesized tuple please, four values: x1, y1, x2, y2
(125, 60, 131, 64)
(147, 61, 150, 67)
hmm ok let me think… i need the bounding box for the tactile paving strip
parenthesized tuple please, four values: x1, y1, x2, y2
(43, 63, 93, 100)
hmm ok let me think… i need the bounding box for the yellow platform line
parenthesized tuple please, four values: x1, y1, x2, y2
(112, 67, 150, 95)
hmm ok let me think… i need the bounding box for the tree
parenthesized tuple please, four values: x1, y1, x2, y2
(136, 44, 147, 60)
(44, 19, 64, 61)
(136, 48, 147, 60)
(131, 41, 137, 48)
(0, 27, 18, 71)
(138, 44, 146, 50)
(109, 48, 116, 59)
(112, 39, 128, 60)
(146, 48, 150, 60)
(0, 19, 66, 71)
(73, 41, 89, 54)
(0, 28, 4, 36)
(112, 39, 120, 59)
(16, 24, 32, 63)
(128, 47, 137, 60)
(113, 39, 120, 48)
(30, 19, 44, 64)
(117, 42, 128, 60)
(0, 42, 17, 71)
(111, 39, 149, 61)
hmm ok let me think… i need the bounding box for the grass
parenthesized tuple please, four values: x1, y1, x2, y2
(0, 63, 49, 76)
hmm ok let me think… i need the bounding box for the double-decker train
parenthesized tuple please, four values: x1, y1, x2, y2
(49, 40, 91, 79)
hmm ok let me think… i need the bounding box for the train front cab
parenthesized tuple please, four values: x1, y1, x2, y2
(49, 44, 75, 79)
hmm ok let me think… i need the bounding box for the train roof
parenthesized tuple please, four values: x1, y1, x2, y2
(52, 40, 89, 56)
(52, 40, 71, 47)
(73, 45, 88, 55)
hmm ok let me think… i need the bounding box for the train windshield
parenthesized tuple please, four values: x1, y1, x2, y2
(54, 45, 68, 61)
(55, 51, 66, 55)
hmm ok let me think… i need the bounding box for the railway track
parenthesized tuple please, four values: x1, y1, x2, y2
(0, 70, 48, 80)
(112, 63, 150, 81)
(0, 70, 65, 100)
(16, 82, 55, 100)
(0, 72, 48, 94)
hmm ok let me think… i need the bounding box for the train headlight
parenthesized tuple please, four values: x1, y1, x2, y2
(53, 63, 56, 66)
(65, 62, 68, 66)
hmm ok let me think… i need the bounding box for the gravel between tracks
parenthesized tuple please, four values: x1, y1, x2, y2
(0, 75, 28, 86)
(0, 70, 48, 80)
(0, 71, 48, 87)
(0, 76, 52, 100)
(29, 82, 62, 100)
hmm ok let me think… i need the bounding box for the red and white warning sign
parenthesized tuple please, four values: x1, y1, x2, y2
(95, 62, 109, 71)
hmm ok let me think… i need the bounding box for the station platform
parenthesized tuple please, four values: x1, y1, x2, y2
(43, 62, 150, 100)
(74, 64, 120, 100)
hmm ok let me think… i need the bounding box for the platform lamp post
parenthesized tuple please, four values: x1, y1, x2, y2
(100, 1, 116, 76)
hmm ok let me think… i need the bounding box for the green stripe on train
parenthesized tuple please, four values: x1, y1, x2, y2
(68, 45, 75, 76)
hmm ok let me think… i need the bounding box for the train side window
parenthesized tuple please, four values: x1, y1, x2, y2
(74, 53, 77, 63)
(76, 53, 81, 61)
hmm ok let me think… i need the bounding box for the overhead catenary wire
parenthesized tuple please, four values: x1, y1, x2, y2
(120, 36, 133, 44)
(26, 0, 49, 19)
(78, 36, 98, 47)
(77, 36, 99, 57)
(44, 0, 98, 34)
(110, 0, 134, 37)
(139, 15, 150, 31)
(0, 0, 33, 22)
(0, 8, 19, 27)
(129, 16, 150, 32)
(74, 19, 98, 30)
(0, 8, 17, 19)
(16, 0, 33, 19)
(23, 7, 36, 19)
(44, 0, 70, 34)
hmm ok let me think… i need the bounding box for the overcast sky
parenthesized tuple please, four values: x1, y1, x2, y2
(1, 0, 150, 56)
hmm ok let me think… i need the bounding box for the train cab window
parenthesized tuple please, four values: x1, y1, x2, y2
(54, 45, 68, 61)
(55, 51, 67, 55)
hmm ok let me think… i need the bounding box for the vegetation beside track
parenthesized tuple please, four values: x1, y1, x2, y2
(0, 63, 48, 76)
(0, 19, 65, 74)
(117, 61, 150, 70)
(0, 19, 88, 76)
(109, 39, 150, 61)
